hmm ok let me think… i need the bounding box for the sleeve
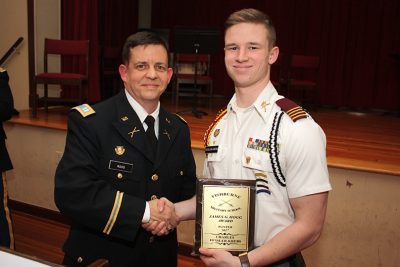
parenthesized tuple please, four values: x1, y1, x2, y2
(54, 112, 146, 241)
(178, 123, 197, 200)
(0, 71, 14, 122)
(281, 117, 332, 198)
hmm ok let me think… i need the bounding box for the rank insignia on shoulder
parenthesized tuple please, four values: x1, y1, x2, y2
(72, 104, 96, 117)
(276, 98, 307, 122)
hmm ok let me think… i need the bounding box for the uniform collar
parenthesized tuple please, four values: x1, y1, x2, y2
(124, 89, 160, 124)
(114, 91, 179, 167)
(227, 82, 281, 122)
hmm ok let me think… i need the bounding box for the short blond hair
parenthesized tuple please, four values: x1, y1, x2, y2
(225, 8, 277, 48)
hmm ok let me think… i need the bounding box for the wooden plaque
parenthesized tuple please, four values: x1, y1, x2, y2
(194, 178, 256, 256)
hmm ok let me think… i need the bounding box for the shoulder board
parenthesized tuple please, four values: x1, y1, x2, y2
(71, 104, 96, 117)
(203, 108, 227, 147)
(174, 113, 187, 124)
(275, 98, 307, 122)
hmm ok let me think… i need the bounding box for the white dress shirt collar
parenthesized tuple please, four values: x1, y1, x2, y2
(124, 90, 160, 136)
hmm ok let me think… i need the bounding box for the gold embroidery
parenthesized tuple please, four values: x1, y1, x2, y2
(128, 127, 140, 138)
(103, 191, 124, 235)
(163, 130, 170, 140)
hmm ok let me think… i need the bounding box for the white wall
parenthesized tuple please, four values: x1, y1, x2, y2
(0, 0, 61, 109)
(34, 0, 62, 98)
(0, 0, 29, 110)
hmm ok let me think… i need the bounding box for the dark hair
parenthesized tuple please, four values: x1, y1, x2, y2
(225, 8, 277, 48)
(121, 31, 170, 65)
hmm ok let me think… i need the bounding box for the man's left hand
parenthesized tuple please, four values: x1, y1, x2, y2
(199, 247, 241, 267)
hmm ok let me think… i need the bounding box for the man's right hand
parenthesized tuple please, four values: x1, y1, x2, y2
(145, 197, 178, 235)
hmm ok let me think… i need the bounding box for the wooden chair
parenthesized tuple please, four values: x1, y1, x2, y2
(287, 54, 320, 109)
(33, 38, 89, 116)
(173, 53, 213, 105)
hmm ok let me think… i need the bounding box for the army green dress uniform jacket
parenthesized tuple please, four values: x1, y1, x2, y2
(55, 91, 197, 267)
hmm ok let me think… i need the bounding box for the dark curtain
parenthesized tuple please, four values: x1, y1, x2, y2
(62, 0, 101, 103)
(152, 0, 400, 111)
(62, 0, 138, 103)
(100, 0, 138, 48)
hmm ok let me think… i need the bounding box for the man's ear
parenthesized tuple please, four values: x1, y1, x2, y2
(119, 64, 127, 82)
(167, 67, 173, 84)
(268, 46, 279, 65)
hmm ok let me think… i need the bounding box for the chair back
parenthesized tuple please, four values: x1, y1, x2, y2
(43, 38, 89, 77)
(288, 54, 320, 82)
(290, 55, 320, 69)
(288, 54, 321, 109)
(45, 38, 89, 55)
(32, 38, 90, 116)
(271, 53, 287, 93)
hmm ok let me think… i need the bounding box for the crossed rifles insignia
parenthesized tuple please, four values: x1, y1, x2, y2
(128, 127, 140, 138)
(218, 198, 234, 207)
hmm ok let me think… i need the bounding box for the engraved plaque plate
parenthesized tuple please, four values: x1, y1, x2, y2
(194, 178, 255, 256)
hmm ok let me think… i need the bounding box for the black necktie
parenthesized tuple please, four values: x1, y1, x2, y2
(145, 115, 158, 156)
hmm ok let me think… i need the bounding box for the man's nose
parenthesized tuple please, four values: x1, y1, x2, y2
(236, 48, 249, 62)
(146, 66, 157, 79)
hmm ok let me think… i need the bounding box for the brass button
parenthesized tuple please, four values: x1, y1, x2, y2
(180, 170, 184, 176)
(151, 174, 159, 181)
(117, 173, 123, 179)
(149, 236, 155, 243)
(77, 257, 83, 263)
(151, 195, 157, 200)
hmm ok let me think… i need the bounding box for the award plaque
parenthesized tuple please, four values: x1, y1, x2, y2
(194, 178, 256, 256)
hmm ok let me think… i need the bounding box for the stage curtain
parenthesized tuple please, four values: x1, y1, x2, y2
(61, 0, 100, 103)
(152, 0, 400, 111)
(62, 0, 138, 102)
(99, 0, 138, 48)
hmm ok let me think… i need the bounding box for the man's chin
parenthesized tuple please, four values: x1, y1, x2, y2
(143, 92, 163, 101)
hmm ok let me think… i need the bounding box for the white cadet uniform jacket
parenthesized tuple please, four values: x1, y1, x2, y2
(203, 82, 332, 247)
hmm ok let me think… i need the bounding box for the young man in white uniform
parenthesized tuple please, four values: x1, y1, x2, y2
(146, 8, 332, 267)
(199, 8, 332, 267)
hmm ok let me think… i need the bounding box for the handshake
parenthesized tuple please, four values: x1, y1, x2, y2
(142, 197, 179, 236)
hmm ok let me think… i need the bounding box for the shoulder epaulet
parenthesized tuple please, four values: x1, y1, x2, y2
(174, 113, 187, 124)
(203, 108, 227, 147)
(71, 104, 96, 117)
(275, 98, 307, 122)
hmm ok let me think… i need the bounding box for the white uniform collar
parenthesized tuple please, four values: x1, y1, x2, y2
(227, 82, 282, 123)
(124, 89, 160, 124)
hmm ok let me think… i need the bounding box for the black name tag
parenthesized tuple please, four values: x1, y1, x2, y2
(205, 146, 218, 154)
(109, 160, 133, 173)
